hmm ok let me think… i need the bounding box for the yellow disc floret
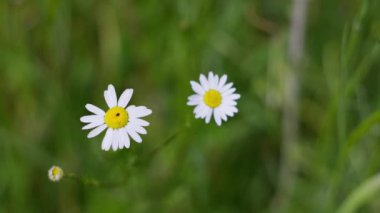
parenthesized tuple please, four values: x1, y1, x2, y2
(105, 106, 129, 129)
(52, 167, 63, 177)
(204, 89, 222, 108)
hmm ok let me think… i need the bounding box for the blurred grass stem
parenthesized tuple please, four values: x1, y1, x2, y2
(337, 173, 380, 213)
(271, 0, 309, 211)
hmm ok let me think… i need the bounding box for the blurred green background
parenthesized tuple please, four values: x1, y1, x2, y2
(1, 0, 380, 212)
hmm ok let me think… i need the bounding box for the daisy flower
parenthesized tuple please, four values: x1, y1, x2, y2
(80, 84, 152, 151)
(48, 166, 64, 182)
(187, 72, 240, 126)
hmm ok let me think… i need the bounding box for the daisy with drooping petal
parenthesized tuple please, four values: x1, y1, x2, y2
(80, 84, 152, 151)
(48, 165, 64, 182)
(187, 72, 240, 126)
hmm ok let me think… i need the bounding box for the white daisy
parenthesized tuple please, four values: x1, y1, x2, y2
(48, 166, 64, 182)
(187, 72, 240, 126)
(80, 84, 152, 151)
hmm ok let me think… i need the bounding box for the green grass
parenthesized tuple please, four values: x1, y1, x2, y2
(1, 0, 380, 212)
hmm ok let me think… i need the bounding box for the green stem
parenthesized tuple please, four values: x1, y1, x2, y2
(65, 173, 100, 187)
(140, 122, 192, 165)
(63, 121, 192, 187)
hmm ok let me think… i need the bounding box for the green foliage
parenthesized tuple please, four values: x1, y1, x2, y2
(1, 0, 380, 212)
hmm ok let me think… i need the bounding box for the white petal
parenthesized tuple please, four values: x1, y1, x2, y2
(199, 107, 209, 119)
(230, 106, 238, 113)
(112, 129, 120, 151)
(118, 89, 133, 108)
(104, 85, 117, 108)
(194, 104, 206, 118)
(187, 100, 200, 106)
(127, 106, 152, 118)
(223, 107, 234, 117)
(222, 88, 236, 96)
(217, 75, 227, 89)
(85, 104, 105, 115)
(80, 115, 103, 123)
(205, 108, 212, 123)
(227, 94, 241, 100)
(130, 118, 150, 127)
(216, 107, 228, 121)
(118, 129, 126, 149)
(120, 128, 131, 148)
(213, 74, 219, 89)
(127, 125, 142, 143)
(87, 124, 107, 138)
(220, 83, 233, 93)
(207, 72, 218, 89)
(195, 104, 209, 119)
(222, 94, 240, 105)
(190, 81, 205, 95)
(124, 134, 131, 148)
(223, 106, 238, 116)
(213, 110, 222, 126)
(101, 128, 114, 151)
(187, 94, 202, 106)
(194, 104, 203, 115)
(133, 125, 147, 134)
(208, 72, 214, 81)
(199, 74, 210, 90)
(136, 107, 152, 117)
(82, 120, 104, 130)
(221, 113, 228, 121)
(208, 72, 216, 88)
(104, 91, 112, 108)
(201, 107, 212, 120)
(188, 94, 202, 101)
(222, 99, 237, 106)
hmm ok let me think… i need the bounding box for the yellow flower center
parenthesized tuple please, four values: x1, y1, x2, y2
(104, 106, 129, 129)
(203, 89, 222, 108)
(52, 167, 63, 177)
